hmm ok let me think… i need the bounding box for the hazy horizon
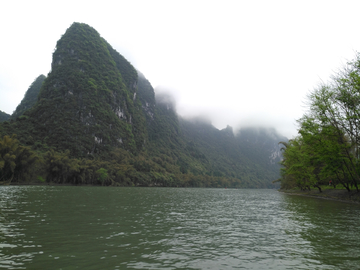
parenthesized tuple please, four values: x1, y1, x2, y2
(155, 87, 291, 138)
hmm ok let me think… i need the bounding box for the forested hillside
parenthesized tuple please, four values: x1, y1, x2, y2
(2, 23, 146, 156)
(11, 75, 46, 119)
(0, 110, 10, 122)
(0, 22, 285, 188)
(176, 120, 283, 187)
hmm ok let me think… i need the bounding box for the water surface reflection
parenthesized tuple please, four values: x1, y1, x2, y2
(0, 186, 359, 269)
(283, 195, 360, 268)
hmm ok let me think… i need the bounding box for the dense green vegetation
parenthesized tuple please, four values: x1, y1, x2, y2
(0, 110, 10, 122)
(277, 53, 360, 192)
(3, 22, 145, 157)
(0, 135, 38, 183)
(0, 22, 283, 188)
(11, 75, 46, 119)
(0, 133, 273, 187)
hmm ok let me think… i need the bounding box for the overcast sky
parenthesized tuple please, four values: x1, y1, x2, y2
(1, 0, 360, 138)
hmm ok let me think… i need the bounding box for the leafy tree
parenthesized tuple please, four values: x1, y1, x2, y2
(96, 168, 109, 186)
(0, 135, 38, 183)
(279, 53, 360, 192)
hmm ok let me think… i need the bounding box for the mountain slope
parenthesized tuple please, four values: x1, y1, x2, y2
(4, 23, 146, 156)
(0, 22, 286, 188)
(178, 119, 285, 187)
(11, 75, 46, 119)
(0, 110, 10, 122)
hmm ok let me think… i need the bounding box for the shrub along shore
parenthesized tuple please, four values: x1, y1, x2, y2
(280, 187, 360, 204)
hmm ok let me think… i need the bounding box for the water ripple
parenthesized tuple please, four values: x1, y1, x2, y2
(1, 187, 360, 269)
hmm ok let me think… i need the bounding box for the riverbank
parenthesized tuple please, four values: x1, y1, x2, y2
(280, 188, 360, 204)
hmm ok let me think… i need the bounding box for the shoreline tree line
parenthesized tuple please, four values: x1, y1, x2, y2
(0, 134, 249, 188)
(277, 53, 360, 192)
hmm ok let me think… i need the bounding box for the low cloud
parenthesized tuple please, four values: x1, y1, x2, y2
(154, 86, 298, 139)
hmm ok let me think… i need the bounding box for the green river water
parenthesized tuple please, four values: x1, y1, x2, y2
(0, 186, 359, 269)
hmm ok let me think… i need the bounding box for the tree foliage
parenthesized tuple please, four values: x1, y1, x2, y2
(0, 135, 38, 183)
(279, 53, 360, 192)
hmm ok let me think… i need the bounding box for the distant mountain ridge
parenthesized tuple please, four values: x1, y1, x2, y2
(0, 110, 10, 122)
(11, 74, 46, 120)
(0, 22, 286, 188)
(178, 119, 286, 187)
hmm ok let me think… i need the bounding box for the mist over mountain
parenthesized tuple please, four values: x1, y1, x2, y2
(0, 22, 286, 188)
(178, 118, 286, 187)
